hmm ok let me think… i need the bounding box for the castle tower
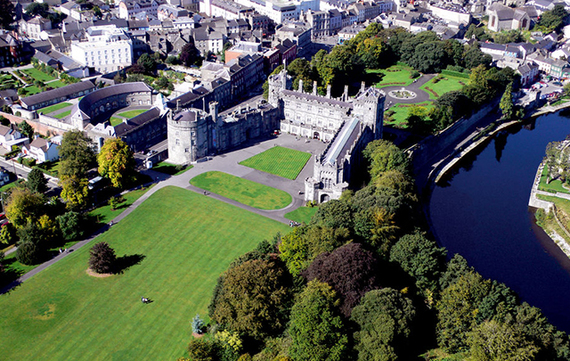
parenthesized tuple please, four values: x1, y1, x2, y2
(167, 108, 209, 164)
(353, 87, 385, 139)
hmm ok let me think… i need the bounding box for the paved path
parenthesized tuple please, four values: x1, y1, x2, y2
(381, 74, 435, 107)
(1, 134, 326, 293)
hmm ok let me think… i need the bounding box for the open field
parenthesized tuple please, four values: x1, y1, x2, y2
(38, 102, 73, 115)
(152, 162, 193, 176)
(22, 68, 56, 82)
(190, 171, 292, 210)
(369, 64, 415, 88)
(118, 110, 148, 119)
(88, 186, 153, 225)
(539, 166, 570, 194)
(285, 206, 319, 224)
(0, 186, 290, 360)
(239, 146, 311, 180)
(420, 75, 467, 99)
(385, 102, 433, 127)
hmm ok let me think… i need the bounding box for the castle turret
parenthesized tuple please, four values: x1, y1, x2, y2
(167, 108, 210, 164)
(353, 87, 385, 139)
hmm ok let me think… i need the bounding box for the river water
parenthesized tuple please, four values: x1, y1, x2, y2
(428, 112, 570, 333)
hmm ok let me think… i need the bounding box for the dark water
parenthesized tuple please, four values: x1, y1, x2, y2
(428, 112, 570, 333)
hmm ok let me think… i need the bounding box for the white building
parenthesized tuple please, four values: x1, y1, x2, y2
(71, 25, 133, 74)
(232, 0, 320, 23)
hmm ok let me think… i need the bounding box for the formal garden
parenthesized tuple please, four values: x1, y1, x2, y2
(420, 72, 469, 100)
(369, 64, 418, 88)
(238, 146, 311, 180)
(384, 102, 434, 128)
(190, 171, 292, 210)
(0, 186, 289, 360)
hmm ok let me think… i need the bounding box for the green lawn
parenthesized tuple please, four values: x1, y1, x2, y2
(385, 102, 433, 127)
(88, 186, 153, 225)
(239, 146, 311, 180)
(22, 68, 56, 82)
(152, 162, 193, 176)
(23, 85, 41, 95)
(285, 206, 319, 224)
(539, 166, 570, 194)
(369, 65, 415, 88)
(110, 117, 123, 126)
(38, 102, 72, 115)
(420, 75, 467, 99)
(0, 186, 289, 360)
(0, 178, 23, 192)
(54, 110, 71, 119)
(190, 171, 292, 210)
(118, 109, 148, 119)
(46, 80, 66, 89)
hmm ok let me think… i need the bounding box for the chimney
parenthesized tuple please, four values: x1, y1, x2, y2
(313, 81, 317, 95)
(326, 84, 331, 99)
(209, 101, 218, 119)
(361, 81, 365, 92)
(343, 85, 349, 101)
(298, 78, 303, 93)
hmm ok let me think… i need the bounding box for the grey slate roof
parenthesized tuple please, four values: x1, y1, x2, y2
(115, 107, 161, 136)
(21, 81, 96, 108)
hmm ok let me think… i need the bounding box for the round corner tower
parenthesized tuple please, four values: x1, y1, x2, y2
(167, 108, 208, 164)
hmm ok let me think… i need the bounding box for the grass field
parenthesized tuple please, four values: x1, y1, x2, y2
(118, 110, 148, 119)
(0, 178, 23, 192)
(38, 102, 72, 115)
(54, 110, 72, 119)
(420, 75, 467, 99)
(88, 186, 153, 225)
(23, 85, 41, 95)
(46, 80, 67, 89)
(0, 186, 290, 360)
(285, 206, 319, 224)
(110, 117, 123, 126)
(190, 171, 292, 210)
(152, 162, 193, 176)
(539, 166, 570, 194)
(239, 146, 311, 180)
(22, 68, 56, 82)
(385, 102, 433, 127)
(369, 65, 415, 88)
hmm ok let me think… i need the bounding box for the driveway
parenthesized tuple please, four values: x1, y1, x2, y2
(380, 74, 435, 106)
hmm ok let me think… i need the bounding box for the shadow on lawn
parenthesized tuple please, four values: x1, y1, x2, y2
(0, 257, 25, 294)
(115, 254, 145, 274)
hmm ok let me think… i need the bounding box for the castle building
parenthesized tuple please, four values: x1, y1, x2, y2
(267, 68, 385, 203)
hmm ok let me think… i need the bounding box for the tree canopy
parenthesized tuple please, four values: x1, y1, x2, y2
(97, 138, 136, 189)
(27, 168, 48, 194)
(59, 130, 96, 179)
(5, 187, 45, 228)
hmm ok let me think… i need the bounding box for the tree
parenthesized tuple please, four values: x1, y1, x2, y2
(192, 314, 205, 334)
(310, 199, 353, 230)
(0, 222, 17, 245)
(362, 140, 410, 180)
(97, 139, 136, 189)
(59, 130, 96, 179)
(60, 175, 90, 210)
(5, 187, 45, 228)
(0, 0, 14, 29)
(351, 288, 416, 361)
(25, 2, 49, 17)
(137, 53, 157, 74)
(288, 280, 349, 361)
(16, 241, 42, 265)
(210, 258, 292, 343)
(89, 242, 116, 274)
(537, 4, 568, 33)
(464, 44, 492, 70)
(467, 320, 539, 361)
(27, 168, 48, 194)
(56, 211, 83, 241)
(407, 41, 449, 73)
(389, 231, 447, 292)
(437, 271, 491, 353)
(500, 82, 514, 120)
(18, 121, 34, 141)
(180, 42, 202, 67)
(303, 242, 380, 317)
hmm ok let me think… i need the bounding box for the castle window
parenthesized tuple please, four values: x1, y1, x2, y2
(176, 139, 180, 145)
(185, 148, 189, 152)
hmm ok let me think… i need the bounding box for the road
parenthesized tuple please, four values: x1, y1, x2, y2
(0, 158, 59, 187)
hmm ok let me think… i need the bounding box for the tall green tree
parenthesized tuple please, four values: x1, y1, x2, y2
(288, 280, 349, 361)
(18, 121, 34, 141)
(97, 138, 136, 189)
(351, 288, 416, 361)
(0, 0, 14, 29)
(137, 53, 157, 74)
(5, 187, 45, 228)
(467, 320, 538, 361)
(210, 258, 292, 343)
(27, 168, 48, 194)
(59, 130, 96, 179)
(500, 82, 514, 120)
(89, 242, 116, 274)
(362, 140, 410, 180)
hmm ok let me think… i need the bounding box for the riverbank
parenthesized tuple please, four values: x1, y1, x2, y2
(527, 99, 570, 118)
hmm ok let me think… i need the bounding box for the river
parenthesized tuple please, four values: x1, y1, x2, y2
(428, 111, 570, 333)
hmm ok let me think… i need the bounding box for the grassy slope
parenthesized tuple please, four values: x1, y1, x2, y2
(38, 102, 73, 115)
(118, 110, 148, 119)
(190, 171, 292, 210)
(284, 206, 319, 224)
(239, 146, 311, 180)
(370, 65, 414, 88)
(0, 186, 289, 360)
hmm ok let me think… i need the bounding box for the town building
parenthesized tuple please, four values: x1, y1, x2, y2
(22, 137, 59, 163)
(70, 25, 133, 74)
(20, 81, 96, 111)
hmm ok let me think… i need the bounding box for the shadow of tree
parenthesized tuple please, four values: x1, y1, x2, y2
(114, 254, 145, 274)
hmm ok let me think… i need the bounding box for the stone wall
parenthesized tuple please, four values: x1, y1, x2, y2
(0, 111, 67, 136)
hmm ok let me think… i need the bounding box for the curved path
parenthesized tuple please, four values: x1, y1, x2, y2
(1, 134, 326, 292)
(381, 74, 435, 107)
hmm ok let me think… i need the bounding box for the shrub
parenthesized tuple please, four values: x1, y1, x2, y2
(16, 241, 43, 265)
(57, 211, 83, 241)
(410, 70, 420, 79)
(191, 314, 205, 334)
(89, 242, 116, 274)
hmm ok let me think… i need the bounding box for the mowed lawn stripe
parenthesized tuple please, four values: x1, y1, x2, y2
(239, 146, 311, 180)
(0, 186, 289, 361)
(190, 171, 292, 210)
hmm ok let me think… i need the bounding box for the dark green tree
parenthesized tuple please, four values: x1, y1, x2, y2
(463, 44, 492, 70)
(537, 4, 568, 33)
(0, 0, 14, 29)
(351, 288, 416, 361)
(362, 139, 410, 180)
(25, 2, 49, 17)
(89, 242, 116, 274)
(56, 211, 83, 241)
(16, 241, 42, 265)
(288, 280, 349, 361)
(180, 42, 202, 67)
(310, 199, 353, 231)
(27, 168, 48, 194)
(407, 41, 449, 73)
(137, 53, 157, 74)
(500, 82, 514, 120)
(18, 121, 34, 141)
(59, 130, 96, 179)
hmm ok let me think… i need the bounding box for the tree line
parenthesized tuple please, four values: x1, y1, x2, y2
(180, 139, 570, 361)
